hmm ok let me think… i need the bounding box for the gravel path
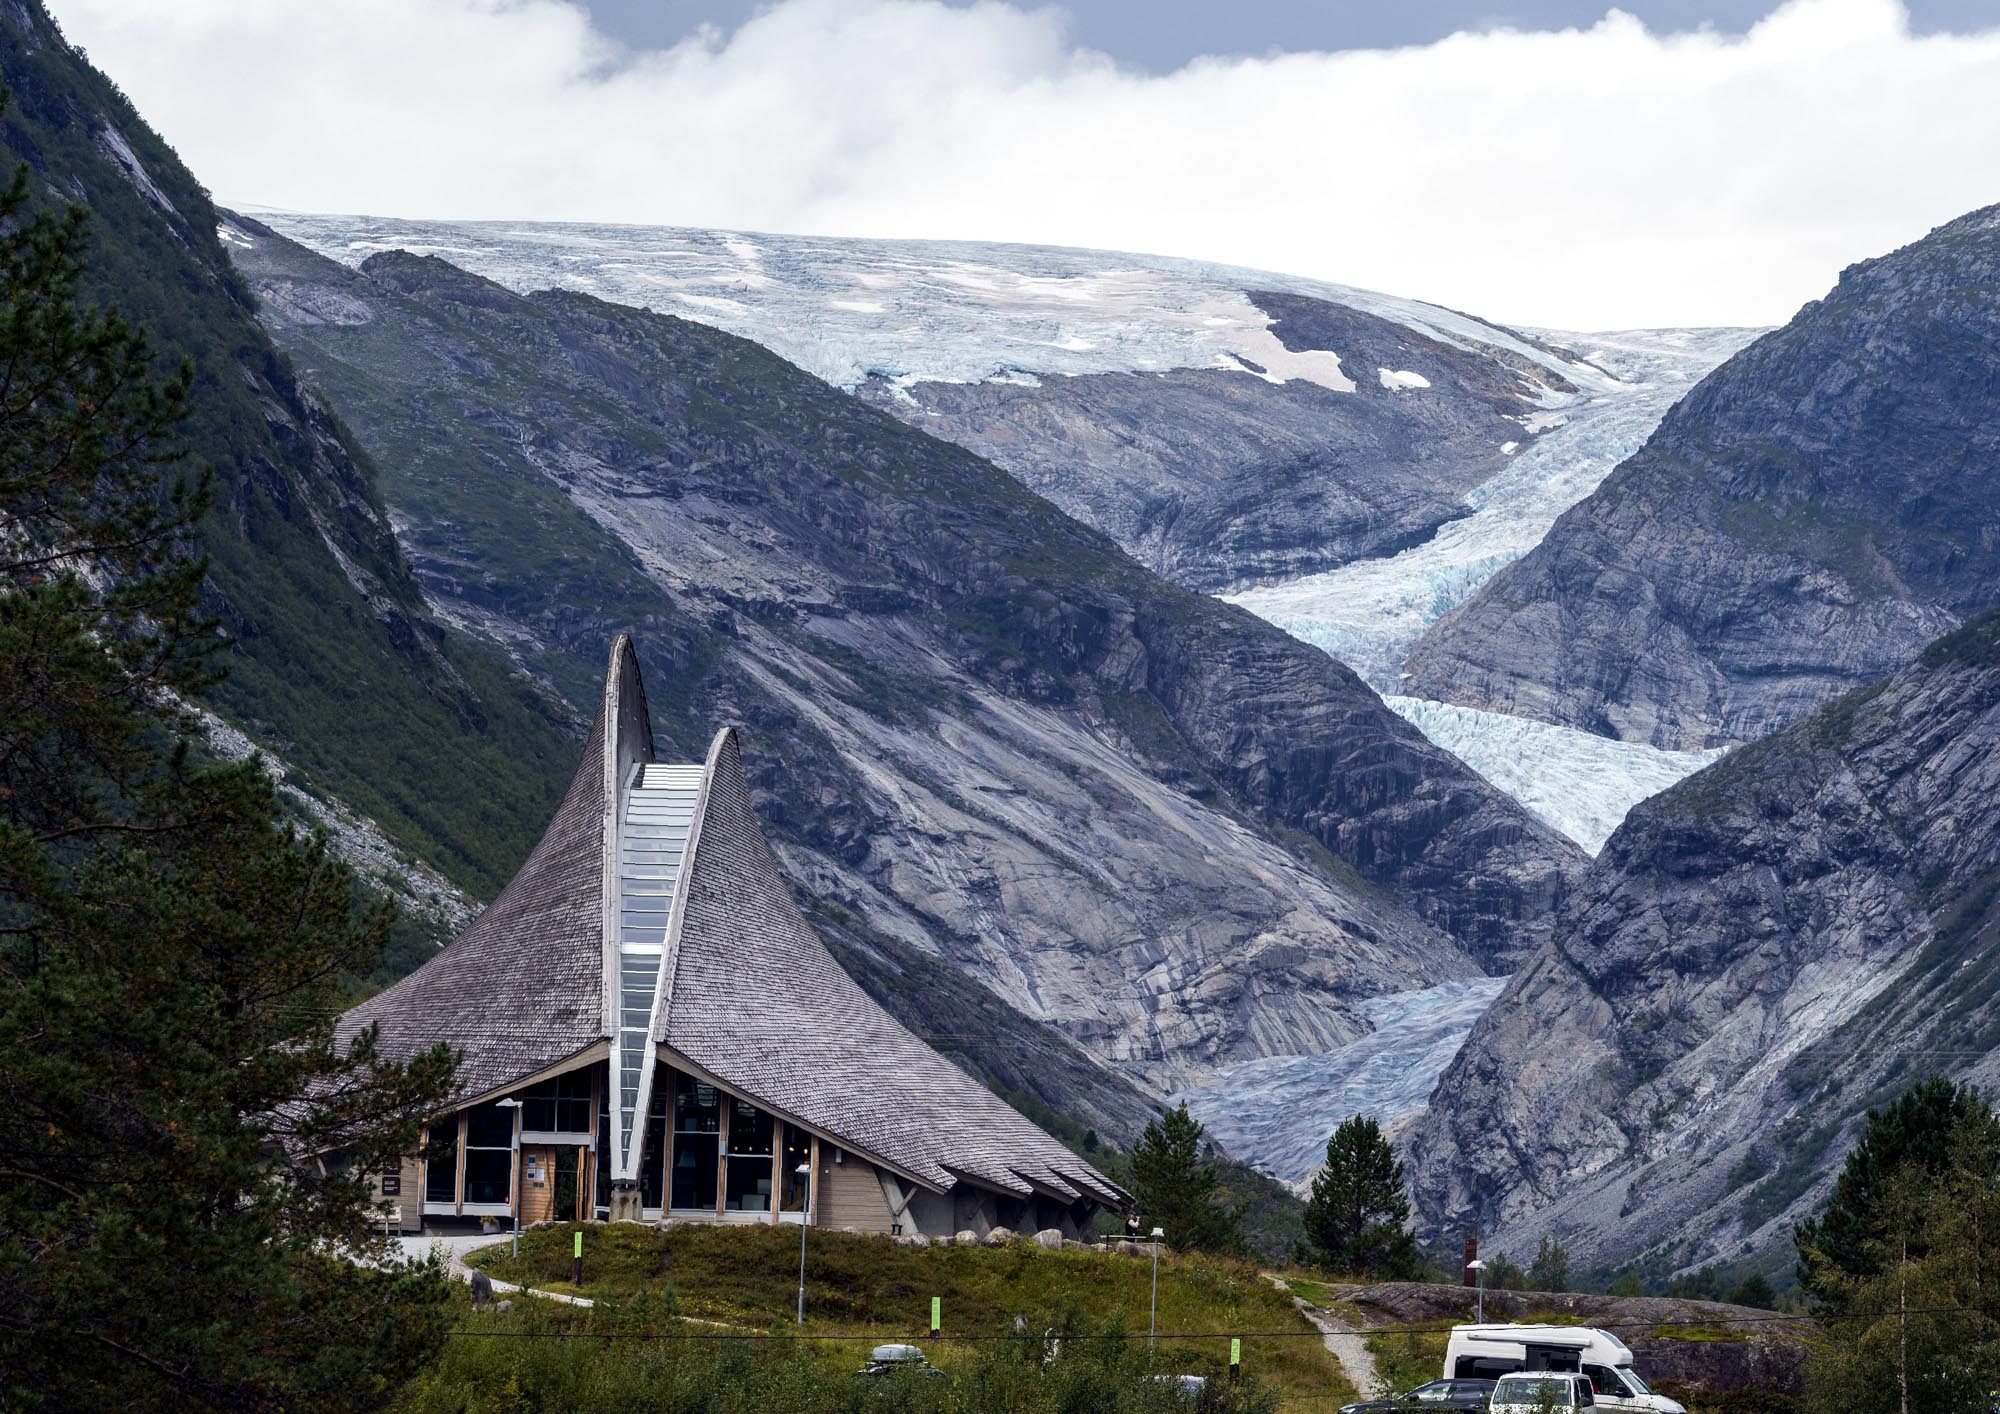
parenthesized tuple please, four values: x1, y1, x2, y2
(394, 1233, 596, 1308)
(1264, 1274, 1380, 1395)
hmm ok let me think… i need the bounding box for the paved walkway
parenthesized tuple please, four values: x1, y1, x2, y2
(395, 1233, 596, 1308)
(1264, 1275, 1379, 1395)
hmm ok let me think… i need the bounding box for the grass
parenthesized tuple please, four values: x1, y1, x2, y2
(1362, 1320, 1452, 1394)
(465, 1223, 1355, 1410)
(1651, 1323, 1754, 1344)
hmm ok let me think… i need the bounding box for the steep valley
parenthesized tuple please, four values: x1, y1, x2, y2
(225, 218, 1583, 1128)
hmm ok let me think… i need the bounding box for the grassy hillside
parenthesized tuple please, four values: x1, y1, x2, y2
(458, 1224, 1354, 1411)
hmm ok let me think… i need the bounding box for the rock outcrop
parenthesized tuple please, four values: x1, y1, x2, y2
(1406, 611, 2000, 1274)
(869, 289, 1581, 594)
(227, 218, 1585, 1114)
(1405, 204, 2000, 750)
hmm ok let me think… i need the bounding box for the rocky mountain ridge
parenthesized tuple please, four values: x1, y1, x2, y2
(250, 211, 1609, 598)
(1405, 204, 2000, 752)
(1405, 609, 2000, 1276)
(226, 216, 1585, 1110)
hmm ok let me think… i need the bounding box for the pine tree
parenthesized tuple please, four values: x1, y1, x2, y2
(1528, 1235, 1570, 1293)
(0, 104, 458, 1407)
(1796, 1075, 2000, 1299)
(1128, 1104, 1244, 1253)
(1304, 1116, 1420, 1276)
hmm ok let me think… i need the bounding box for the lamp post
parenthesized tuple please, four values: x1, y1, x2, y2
(795, 1162, 813, 1326)
(1150, 1227, 1165, 1350)
(1466, 1258, 1486, 1324)
(495, 1098, 523, 1261)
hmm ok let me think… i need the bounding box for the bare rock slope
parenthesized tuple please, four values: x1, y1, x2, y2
(1407, 610, 2000, 1275)
(1406, 204, 2000, 750)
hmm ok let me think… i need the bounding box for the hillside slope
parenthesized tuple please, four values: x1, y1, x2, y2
(251, 212, 1608, 597)
(0, 3, 572, 894)
(1406, 610, 2000, 1275)
(1405, 204, 2000, 751)
(226, 217, 1584, 1103)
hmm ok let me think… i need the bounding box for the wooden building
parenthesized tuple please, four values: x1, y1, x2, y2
(340, 637, 1124, 1237)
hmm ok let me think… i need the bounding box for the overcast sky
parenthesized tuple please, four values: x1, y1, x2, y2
(46, 0, 2000, 329)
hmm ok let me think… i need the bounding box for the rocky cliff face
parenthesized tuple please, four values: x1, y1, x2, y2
(1405, 611, 2000, 1275)
(865, 289, 1580, 594)
(227, 218, 1585, 1105)
(1405, 205, 2000, 751)
(0, 2, 574, 895)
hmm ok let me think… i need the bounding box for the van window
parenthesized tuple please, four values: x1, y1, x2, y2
(1584, 1364, 1631, 1397)
(1454, 1357, 1522, 1380)
(1526, 1344, 1582, 1372)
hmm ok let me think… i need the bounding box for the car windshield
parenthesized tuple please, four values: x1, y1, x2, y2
(1621, 1367, 1651, 1394)
(1498, 1378, 1570, 1403)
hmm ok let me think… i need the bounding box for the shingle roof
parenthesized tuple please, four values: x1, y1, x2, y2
(660, 727, 1125, 1204)
(338, 636, 1125, 1206)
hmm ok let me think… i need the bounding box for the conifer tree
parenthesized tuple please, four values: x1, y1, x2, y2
(1304, 1116, 1420, 1276)
(0, 102, 457, 1407)
(1128, 1104, 1244, 1254)
(1528, 1235, 1570, 1293)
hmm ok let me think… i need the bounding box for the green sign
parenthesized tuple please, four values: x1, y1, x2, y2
(574, 1230, 584, 1259)
(931, 1297, 941, 1333)
(1230, 1338, 1241, 1368)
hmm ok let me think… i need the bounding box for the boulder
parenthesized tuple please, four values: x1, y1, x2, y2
(1033, 1229, 1064, 1251)
(953, 1229, 980, 1247)
(468, 1270, 494, 1309)
(983, 1226, 1016, 1246)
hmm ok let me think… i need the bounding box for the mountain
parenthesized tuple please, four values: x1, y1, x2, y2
(248, 213, 1609, 597)
(1404, 205, 2000, 751)
(0, 3, 574, 896)
(223, 216, 1584, 1114)
(1405, 610, 2000, 1277)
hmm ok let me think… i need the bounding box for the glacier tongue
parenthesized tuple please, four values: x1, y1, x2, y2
(1224, 328, 1756, 694)
(1384, 697, 1725, 854)
(1174, 976, 1509, 1184)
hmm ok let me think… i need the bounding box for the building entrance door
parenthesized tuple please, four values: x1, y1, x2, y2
(520, 1145, 554, 1225)
(553, 1146, 580, 1222)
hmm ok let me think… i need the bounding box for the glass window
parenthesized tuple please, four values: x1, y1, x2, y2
(780, 1127, 812, 1211)
(674, 1078, 721, 1133)
(724, 1100, 774, 1212)
(521, 1070, 593, 1134)
(640, 1070, 670, 1209)
(670, 1069, 720, 1210)
(424, 1124, 457, 1203)
(465, 1102, 515, 1150)
(463, 1148, 513, 1206)
(594, 1076, 611, 1218)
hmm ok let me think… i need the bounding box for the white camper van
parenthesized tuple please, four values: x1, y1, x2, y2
(1441, 1325, 1685, 1413)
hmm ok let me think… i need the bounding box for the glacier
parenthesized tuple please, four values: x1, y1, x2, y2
(1384, 697, 1726, 855)
(246, 211, 1605, 399)
(1174, 976, 1509, 1184)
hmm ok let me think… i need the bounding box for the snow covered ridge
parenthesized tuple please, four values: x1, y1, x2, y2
(246, 211, 1610, 400)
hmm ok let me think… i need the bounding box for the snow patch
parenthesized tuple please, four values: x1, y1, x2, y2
(1378, 367, 1432, 391)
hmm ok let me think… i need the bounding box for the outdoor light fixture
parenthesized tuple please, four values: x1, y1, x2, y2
(1150, 1226, 1165, 1349)
(494, 1098, 524, 1261)
(795, 1162, 813, 1325)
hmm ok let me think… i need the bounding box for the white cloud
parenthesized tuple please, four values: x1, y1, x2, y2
(45, 0, 2000, 328)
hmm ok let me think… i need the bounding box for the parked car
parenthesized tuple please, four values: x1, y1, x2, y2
(1441, 1325, 1684, 1413)
(855, 1343, 945, 1378)
(1489, 1372, 1596, 1410)
(1340, 1377, 1498, 1411)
